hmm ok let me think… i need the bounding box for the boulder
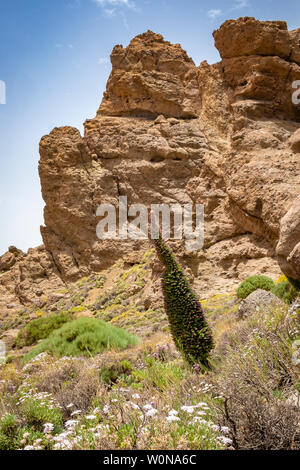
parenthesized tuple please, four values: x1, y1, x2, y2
(238, 289, 284, 319)
(288, 129, 300, 153)
(277, 196, 300, 281)
(0, 252, 16, 271)
(0, 328, 19, 350)
(213, 17, 291, 59)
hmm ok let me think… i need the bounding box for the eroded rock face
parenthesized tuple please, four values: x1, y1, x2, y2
(214, 18, 300, 121)
(36, 17, 300, 297)
(213, 18, 292, 59)
(0, 252, 16, 271)
(277, 196, 300, 280)
(2, 16, 299, 319)
(39, 127, 95, 281)
(288, 129, 300, 152)
(98, 31, 201, 119)
(0, 245, 64, 333)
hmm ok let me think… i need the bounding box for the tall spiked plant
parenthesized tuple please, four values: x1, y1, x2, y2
(152, 236, 214, 367)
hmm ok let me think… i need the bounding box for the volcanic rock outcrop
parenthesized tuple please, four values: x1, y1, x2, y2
(1, 17, 300, 316)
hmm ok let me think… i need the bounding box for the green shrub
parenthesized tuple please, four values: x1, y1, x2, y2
(100, 360, 134, 384)
(0, 414, 19, 450)
(20, 399, 63, 433)
(15, 312, 72, 348)
(271, 280, 298, 305)
(0, 414, 18, 438)
(133, 357, 185, 392)
(236, 275, 275, 299)
(0, 433, 13, 450)
(287, 277, 300, 292)
(23, 318, 140, 362)
(152, 237, 214, 367)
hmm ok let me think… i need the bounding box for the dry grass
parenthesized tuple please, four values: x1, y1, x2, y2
(211, 306, 300, 450)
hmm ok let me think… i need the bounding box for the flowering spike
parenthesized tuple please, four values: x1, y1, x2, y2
(151, 236, 214, 367)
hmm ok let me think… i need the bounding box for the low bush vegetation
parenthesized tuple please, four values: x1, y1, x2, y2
(0, 344, 229, 450)
(0, 298, 299, 450)
(213, 306, 300, 449)
(15, 312, 72, 348)
(271, 279, 299, 305)
(100, 360, 134, 385)
(1, 251, 299, 451)
(0, 387, 63, 450)
(236, 275, 275, 299)
(23, 318, 140, 363)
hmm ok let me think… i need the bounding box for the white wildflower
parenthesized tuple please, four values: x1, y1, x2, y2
(192, 417, 207, 424)
(220, 426, 230, 435)
(166, 415, 180, 422)
(181, 405, 195, 414)
(143, 404, 153, 411)
(65, 419, 78, 429)
(145, 408, 157, 417)
(217, 436, 233, 446)
(130, 402, 140, 410)
(210, 424, 220, 432)
(43, 423, 54, 434)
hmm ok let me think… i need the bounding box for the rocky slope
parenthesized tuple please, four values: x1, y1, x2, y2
(1, 17, 300, 324)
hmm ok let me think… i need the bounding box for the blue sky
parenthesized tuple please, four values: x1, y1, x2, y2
(0, 0, 299, 255)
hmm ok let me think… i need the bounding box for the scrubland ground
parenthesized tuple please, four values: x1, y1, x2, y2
(0, 252, 299, 450)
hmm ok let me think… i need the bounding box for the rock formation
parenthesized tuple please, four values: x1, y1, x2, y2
(1, 17, 300, 316)
(237, 288, 284, 319)
(277, 195, 300, 280)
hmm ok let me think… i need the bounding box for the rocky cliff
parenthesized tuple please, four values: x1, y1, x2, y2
(1, 17, 300, 316)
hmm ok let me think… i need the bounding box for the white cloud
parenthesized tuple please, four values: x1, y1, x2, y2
(207, 9, 222, 19)
(93, 0, 135, 27)
(232, 0, 249, 9)
(104, 8, 116, 16)
(93, 0, 134, 8)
